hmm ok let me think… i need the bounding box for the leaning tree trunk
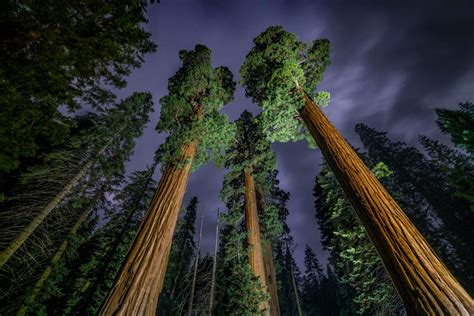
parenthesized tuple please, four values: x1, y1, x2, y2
(297, 89, 473, 314)
(0, 144, 108, 268)
(244, 168, 270, 315)
(17, 190, 102, 316)
(286, 246, 302, 316)
(263, 242, 280, 316)
(100, 143, 197, 316)
(187, 208, 204, 316)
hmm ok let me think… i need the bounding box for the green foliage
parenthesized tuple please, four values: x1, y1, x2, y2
(0, 0, 156, 173)
(240, 26, 330, 144)
(436, 102, 474, 153)
(355, 123, 473, 290)
(315, 163, 403, 314)
(156, 44, 236, 171)
(419, 135, 474, 210)
(221, 111, 282, 241)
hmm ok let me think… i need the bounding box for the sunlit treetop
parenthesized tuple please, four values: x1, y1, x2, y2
(156, 44, 236, 170)
(240, 26, 331, 145)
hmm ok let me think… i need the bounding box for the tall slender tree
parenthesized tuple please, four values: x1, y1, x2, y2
(435, 102, 473, 153)
(221, 111, 283, 315)
(101, 45, 235, 315)
(240, 26, 473, 313)
(301, 245, 323, 316)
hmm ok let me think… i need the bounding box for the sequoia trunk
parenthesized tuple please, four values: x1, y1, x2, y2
(263, 241, 280, 316)
(100, 143, 196, 316)
(298, 90, 473, 314)
(0, 145, 108, 268)
(244, 168, 269, 314)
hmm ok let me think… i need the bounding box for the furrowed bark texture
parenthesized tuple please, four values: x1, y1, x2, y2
(298, 90, 473, 315)
(17, 192, 100, 316)
(244, 168, 269, 314)
(100, 143, 196, 316)
(263, 241, 280, 316)
(0, 145, 107, 268)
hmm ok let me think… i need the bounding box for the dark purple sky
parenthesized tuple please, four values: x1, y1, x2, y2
(116, 0, 474, 269)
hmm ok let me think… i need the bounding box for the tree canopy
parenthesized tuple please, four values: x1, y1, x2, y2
(240, 26, 330, 144)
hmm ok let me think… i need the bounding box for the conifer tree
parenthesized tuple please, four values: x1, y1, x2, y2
(221, 110, 283, 314)
(436, 102, 473, 153)
(356, 123, 474, 290)
(315, 162, 404, 314)
(101, 45, 235, 315)
(241, 26, 473, 313)
(0, 0, 156, 173)
(301, 245, 323, 316)
(0, 92, 153, 268)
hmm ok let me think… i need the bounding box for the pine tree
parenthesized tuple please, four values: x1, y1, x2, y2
(436, 102, 474, 153)
(301, 245, 323, 315)
(0, 92, 153, 268)
(241, 25, 472, 313)
(0, 0, 156, 173)
(101, 45, 235, 315)
(315, 162, 405, 314)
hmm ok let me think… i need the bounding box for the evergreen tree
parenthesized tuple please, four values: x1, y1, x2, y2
(356, 123, 474, 290)
(419, 135, 474, 210)
(0, 0, 156, 173)
(102, 45, 235, 315)
(301, 245, 323, 315)
(315, 162, 405, 314)
(159, 197, 198, 314)
(241, 25, 472, 313)
(0, 92, 153, 268)
(436, 102, 474, 153)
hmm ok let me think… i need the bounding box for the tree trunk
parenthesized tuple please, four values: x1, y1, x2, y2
(73, 161, 159, 315)
(263, 241, 280, 316)
(100, 143, 196, 316)
(297, 89, 474, 314)
(17, 191, 101, 316)
(287, 246, 302, 316)
(187, 208, 204, 316)
(209, 209, 219, 316)
(0, 144, 108, 268)
(244, 168, 270, 315)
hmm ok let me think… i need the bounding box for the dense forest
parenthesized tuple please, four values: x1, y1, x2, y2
(1, 1, 473, 315)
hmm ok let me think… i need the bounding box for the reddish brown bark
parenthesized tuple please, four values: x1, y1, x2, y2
(298, 90, 473, 314)
(244, 168, 270, 314)
(263, 241, 280, 316)
(100, 143, 196, 316)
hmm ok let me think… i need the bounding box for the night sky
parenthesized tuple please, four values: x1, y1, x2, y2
(115, 0, 474, 268)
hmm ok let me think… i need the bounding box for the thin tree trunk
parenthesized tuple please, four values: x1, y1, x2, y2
(297, 89, 473, 314)
(73, 161, 159, 315)
(100, 142, 197, 316)
(244, 168, 269, 315)
(209, 209, 219, 315)
(187, 207, 204, 316)
(287, 246, 302, 316)
(0, 144, 108, 268)
(263, 242, 280, 316)
(17, 190, 101, 316)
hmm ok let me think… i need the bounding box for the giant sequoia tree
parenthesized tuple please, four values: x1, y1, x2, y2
(101, 45, 235, 315)
(240, 26, 473, 313)
(221, 111, 282, 315)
